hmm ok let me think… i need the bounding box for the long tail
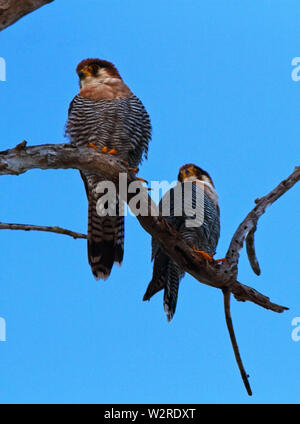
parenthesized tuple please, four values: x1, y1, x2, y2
(143, 252, 169, 301)
(143, 250, 183, 322)
(87, 195, 124, 280)
(163, 261, 182, 322)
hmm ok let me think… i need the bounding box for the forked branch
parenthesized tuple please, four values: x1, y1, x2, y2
(0, 141, 299, 395)
(224, 166, 300, 278)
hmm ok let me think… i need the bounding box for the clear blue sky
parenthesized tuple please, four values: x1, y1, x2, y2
(0, 0, 299, 404)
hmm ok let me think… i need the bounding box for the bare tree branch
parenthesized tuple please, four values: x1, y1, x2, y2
(223, 288, 252, 396)
(0, 0, 53, 31)
(232, 281, 288, 313)
(246, 225, 261, 276)
(0, 222, 86, 239)
(0, 142, 293, 312)
(224, 166, 300, 278)
(0, 141, 298, 395)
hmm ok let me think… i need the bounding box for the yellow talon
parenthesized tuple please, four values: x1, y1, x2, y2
(127, 167, 147, 184)
(129, 167, 139, 174)
(214, 257, 227, 264)
(193, 247, 226, 264)
(193, 248, 214, 263)
(136, 176, 148, 184)
(89, 142, 98, 150)
(108, 148, 117, 155)
(101, 146, 108, 153)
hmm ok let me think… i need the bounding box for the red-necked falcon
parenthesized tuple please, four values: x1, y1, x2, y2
(143, 164, 221, 321)
(65, 58, 151, 279)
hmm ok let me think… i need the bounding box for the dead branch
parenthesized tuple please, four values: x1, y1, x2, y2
(225, 166, 300, 278)
(0, 0, 53, 31)
(0, 142, 294, 312)
(0, 141, 298, 395)
(223, 288, 252, 396)
(0, 222, 86, 239)
(246, 225, 261, 276)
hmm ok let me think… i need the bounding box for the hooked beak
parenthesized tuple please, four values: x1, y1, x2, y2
(77, 67, 91, 79)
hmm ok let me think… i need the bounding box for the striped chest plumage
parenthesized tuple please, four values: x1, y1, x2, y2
(65, 94, 151, 168)
(153, 181, 220, 257)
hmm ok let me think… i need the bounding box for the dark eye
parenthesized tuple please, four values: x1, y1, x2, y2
(185, 169, 190, 175)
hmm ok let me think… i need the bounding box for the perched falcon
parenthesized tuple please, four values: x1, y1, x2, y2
(143, 164, 221, 321)
(65, 58, 151, 279)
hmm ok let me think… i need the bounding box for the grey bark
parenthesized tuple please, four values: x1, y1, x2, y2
(0, 0, 53, 31)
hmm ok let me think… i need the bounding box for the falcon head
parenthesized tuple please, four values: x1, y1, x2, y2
(178, 163, 215, 187)
(76, 58, 122, 88)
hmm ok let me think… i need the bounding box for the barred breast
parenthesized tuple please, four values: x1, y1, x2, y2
(65, 94, 151, 168)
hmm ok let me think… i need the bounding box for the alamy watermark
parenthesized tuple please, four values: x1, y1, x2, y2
(0, 57, 6, 82)
(95, 174, 206, 228)
(0, 58, 6, 340)
(291, 317, 300, 342)
(290, 62, 300, 341)
(291, 57, 300, 81)
(0, 317, 6, 342)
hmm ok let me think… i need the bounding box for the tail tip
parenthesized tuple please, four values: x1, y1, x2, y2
(142, 281, 153, 301)
(92, 269, 110, 281)
(164, 302, 174, 322)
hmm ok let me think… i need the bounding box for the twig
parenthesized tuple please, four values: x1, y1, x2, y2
(223, 288, 252, 396)
(0, 222, 86, 239)
(232, 281, 288, 313)
(246, 225, 261, 276)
